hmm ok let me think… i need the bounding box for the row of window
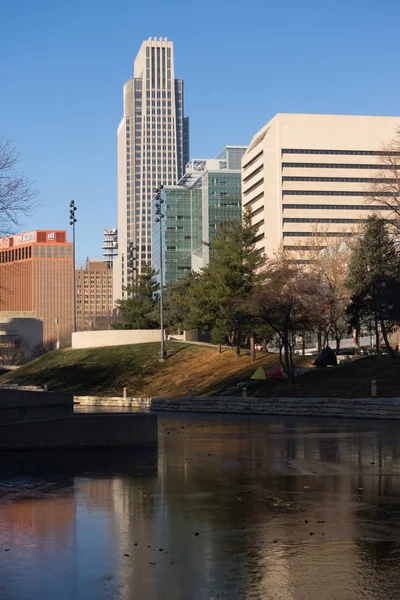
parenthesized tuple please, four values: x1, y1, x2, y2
(282, 162, 396, 170)
(283, 190, 394, 197)
(243, 165, 263, 183)
(282, 176, 392, 183)
(282, 148, 400, 156)
(0, 246, 32, 263)
(283, 218, 360, 223)
(282, 204, 390, 210)
(0, 245, 73, 263)
(243, 150, 263, 171)
(283, 231, 353, 237)
(243, 178, 264, 196)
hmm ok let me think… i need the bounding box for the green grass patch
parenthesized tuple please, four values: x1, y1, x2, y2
(2, 343, 395, 398)
(0, 343, 303, 398)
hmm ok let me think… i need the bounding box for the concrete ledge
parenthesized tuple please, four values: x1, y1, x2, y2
(0, 413, 158, 449)
(0, 388, 73, 424)
(75, 396, 151, 409)
(72, 329, 161, 349)
(151, 396, 400, 420)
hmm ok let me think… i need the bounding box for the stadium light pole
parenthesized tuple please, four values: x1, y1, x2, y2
(154, 185, 165, 362)
(69, 200, 77, 333)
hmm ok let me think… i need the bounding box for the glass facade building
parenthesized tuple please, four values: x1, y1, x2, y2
(152, 146, 246, 285)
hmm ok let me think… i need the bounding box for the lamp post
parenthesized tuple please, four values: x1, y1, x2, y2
(69, 200, 77, 333)
(154, 185, 165, 362)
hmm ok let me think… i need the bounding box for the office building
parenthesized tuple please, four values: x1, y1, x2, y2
(114, 37, 189, 302)
(242, 113, 400, 257)
(152, 146, 246, 284)
(76, 259, 114, 330)
(102, 228, 118, 268)
(0, 230, 73, 343)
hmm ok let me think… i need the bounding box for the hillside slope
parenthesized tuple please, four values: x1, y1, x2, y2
(2, 343, 397, 398)
(0, 342, 299, 398)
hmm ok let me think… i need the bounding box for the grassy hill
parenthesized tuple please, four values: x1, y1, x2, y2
(0, 342, 304, 398)
(1, 342, 398, 398)
(245, 355, 400, 398)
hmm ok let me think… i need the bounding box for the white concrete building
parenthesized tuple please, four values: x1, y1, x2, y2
(114, 37, 189, 302)
(242, 113, 400, 257)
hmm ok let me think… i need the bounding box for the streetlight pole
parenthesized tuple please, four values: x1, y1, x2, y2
(69, 200, 77, 333)
(154, 185, 165, 362)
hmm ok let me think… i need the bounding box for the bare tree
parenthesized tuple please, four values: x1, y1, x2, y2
(0, 337, 26, 365)
(297, 230, 353, 351)
(366, 127, 400, 232)
(248, 250, 320, 383)
(0, 136, 37, 238)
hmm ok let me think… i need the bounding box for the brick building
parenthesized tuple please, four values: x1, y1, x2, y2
(0, 230, 74, 343)
(76, 259, 113, 330)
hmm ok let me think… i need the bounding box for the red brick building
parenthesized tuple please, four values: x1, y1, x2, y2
(76, 259, 113, 330)
(0, 230, 74, 343)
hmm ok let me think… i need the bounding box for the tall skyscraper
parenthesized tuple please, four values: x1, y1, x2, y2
(114, 37, 189, 302)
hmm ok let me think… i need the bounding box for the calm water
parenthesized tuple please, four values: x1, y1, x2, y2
(1, 414, 400, 599)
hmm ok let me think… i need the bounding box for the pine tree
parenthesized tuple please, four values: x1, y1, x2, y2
(187, 209, 264, 355)
(114, 264, 160, 330)
(347, 216, 400, 357)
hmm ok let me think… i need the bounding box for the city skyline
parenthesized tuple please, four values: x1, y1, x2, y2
(2, 0, 400, 261)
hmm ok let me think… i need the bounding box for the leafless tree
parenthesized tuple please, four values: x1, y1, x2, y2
(0, 337, 26, 365)
(366, 127, 400, 233)
(296, 230, 353, 351)
(248, 250, 320, 383)
(0, 136, 38, 238)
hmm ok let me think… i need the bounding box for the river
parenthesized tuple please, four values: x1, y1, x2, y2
(1, 413, 400, 599)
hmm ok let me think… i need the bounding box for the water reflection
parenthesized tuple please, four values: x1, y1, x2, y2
(1, 416, 400, 599)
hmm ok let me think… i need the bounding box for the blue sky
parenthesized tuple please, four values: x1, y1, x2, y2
(1, 0, 399, 263)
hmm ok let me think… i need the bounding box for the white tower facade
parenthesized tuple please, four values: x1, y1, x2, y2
(114, 37, 189, 302)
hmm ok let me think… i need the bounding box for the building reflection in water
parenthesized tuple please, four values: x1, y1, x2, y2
(1, 419, 400, 599)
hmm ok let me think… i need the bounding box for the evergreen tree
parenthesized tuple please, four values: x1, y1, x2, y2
(163, 271, 199, 334)
(114, 264, 160, 330)
(347, 216, 400, 357)
(186, 209, 264, 355)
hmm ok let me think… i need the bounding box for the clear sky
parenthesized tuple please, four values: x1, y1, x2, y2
(1, 0, 399, 263)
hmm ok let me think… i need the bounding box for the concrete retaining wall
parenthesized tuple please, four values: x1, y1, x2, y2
(0, 388, 73, 424)
(0, 413, 158, 449)
(72, 329, 162, 349)
(151, 396, 400, 420)
(75, 396, 151, 408)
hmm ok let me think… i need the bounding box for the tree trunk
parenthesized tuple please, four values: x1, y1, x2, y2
(283, 323, 294, 384)
(380, 317, 396, 359)
(374, 314, 380, 356)
(250, 336, 255, 362)
(335, 333, 341, 353)
(236, 345, 241, 359)
(317, 328, 322, 353)
(217, 343, 222, 354)
(302, 332, 306, 357)
(284, 341, 294, 384)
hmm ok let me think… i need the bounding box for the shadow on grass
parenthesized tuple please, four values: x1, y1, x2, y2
(166, 344, 191, 358)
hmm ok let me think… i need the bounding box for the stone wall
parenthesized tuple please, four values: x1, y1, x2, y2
(71, 329, 162, 349)
(0, 388, 73, 424)
(151, 396, 400, 420)
(75, 396, 151, 409)
(0, 413, 158, 450)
